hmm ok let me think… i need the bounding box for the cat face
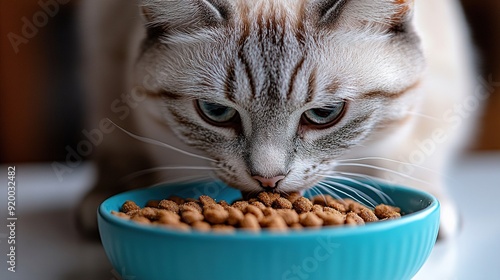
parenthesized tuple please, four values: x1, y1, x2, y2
(136, 0, 424, 193)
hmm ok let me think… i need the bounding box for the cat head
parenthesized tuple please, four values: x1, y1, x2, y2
(135, 0, 424, 193)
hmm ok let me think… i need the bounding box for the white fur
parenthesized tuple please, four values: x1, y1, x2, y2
(79, 0, 476, 239)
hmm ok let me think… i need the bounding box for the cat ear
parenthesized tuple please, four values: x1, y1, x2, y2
(314, 0, 414, 32)
(140, 0, 230, 36)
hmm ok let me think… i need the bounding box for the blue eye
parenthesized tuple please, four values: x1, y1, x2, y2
(196, 100, 238, 125)
(302, 102, 346, 128)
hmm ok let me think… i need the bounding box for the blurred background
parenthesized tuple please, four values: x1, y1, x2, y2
(0, 0, 499, 165)
(0, 1, 499, 280)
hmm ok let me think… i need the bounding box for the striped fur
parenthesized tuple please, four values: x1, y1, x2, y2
(132, 0, 425, 193)
(80, 0, 476, 239)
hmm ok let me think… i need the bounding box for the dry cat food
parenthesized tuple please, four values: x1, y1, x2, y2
(112, 192, 402, 232)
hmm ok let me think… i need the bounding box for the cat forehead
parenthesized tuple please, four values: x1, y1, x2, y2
(145, 0, 423, 104)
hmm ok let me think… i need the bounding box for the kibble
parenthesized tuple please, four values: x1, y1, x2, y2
(374, 204, 401, 220)
(240, 213, 260, 231)
(345, 212, 365, 225)
(299, 212, 323, 227)
(181, 210, 204, 224)
(158, 200, 179, 213)
(293, 197, 313, 213)
(227, 207, 244, 225)
(180, 201, 202, 213)
(272, 197, 293, 209)
(114, 193, 403, 232)
(121, 200, 140, 213)
(246, 205, 264, 221)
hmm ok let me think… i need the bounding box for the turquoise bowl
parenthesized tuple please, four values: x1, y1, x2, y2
(98, 180, 439, 280)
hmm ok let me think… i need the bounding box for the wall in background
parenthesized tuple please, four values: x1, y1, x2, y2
(461, 0, 500, 150)
(0, 0, 498, 164)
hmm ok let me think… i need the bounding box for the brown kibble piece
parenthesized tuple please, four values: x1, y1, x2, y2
(212, 224, 235, 233)
(257, 192, 276, 207)
(180, 201, 202, 213)
(272, 197, 293, 209)
(165, 222, 191, 232)
(218, 200, 230, 209)
(231, 201, 249, 212)
(167, 195, 185, 205)
(266, 215, 288, 231)
(204, 203, 224, 211)
(240, 214, 260, 231)
(286, 192, 301, 204)
(191, 221, 211, 232)
(204, 208, 229, 224)
(317, 210, 345, 226)
(312, 204, 324, 214)
(277, 209, 299, 226)
(245, 205, 264, 221)
(126, 209, 139, 217)
(327, 200, 348, 212)
(145, 200, 160, 208)
(251, 201, 267, 211)
(131, 215, 150, 224)
(158, 200, 179, 213)
(290, 223, 303, 229)
(374, 204, 401, 219)
(358, 208, 379, 223)
(300, 212, 323, 227)
(346, 212, 365, 225)
(121, 200, 140, 213)
(157, 210, 181, 225)
(312, 195, 333, 206)
(227, 207, 244, 226)
(293, 197, 313, 214)
(344, 199, 367, 214)
(262, 207, 277, 217)
(199, 195, 216, 206)
(139, 207, 159, 220)
(181, 210, 204, 224)
(112, 211, 130, 220)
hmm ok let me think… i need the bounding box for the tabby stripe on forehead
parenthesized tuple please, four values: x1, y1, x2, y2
(224, 61, 236, 102)
(319, 0, 349, 26)
(287, 56, 306, 100)
(305, 68, 317, 103)
(359, 80, 421, 100)
(237, 30, 257, 99)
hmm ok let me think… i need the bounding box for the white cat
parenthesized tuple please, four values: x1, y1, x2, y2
(78, 0, 476, 239)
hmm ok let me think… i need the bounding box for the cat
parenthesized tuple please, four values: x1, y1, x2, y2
(78, 0, 476, 240)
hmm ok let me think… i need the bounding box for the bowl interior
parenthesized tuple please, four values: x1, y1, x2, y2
(99, 179, 438, 237)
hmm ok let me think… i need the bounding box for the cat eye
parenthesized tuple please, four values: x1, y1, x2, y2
(301, 102, 346, 128)
(196, 100, 239, 126)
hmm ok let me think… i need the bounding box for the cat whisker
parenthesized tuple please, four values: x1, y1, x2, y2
(146, 174, 214, 189)
(317, 173, 393, 205)
(330, 171, 390, 187)
(108, 118, 217, 163)
(404, 111, 441, 122)
(307, 185, 327, 204)
(122, 166, 221, 182)
(318, 181, 376, 208)
(314, 183, 344, 201)
(336, 156, 445, 177)
(334, 162, 433, 186)
(323, 180, 378, 208)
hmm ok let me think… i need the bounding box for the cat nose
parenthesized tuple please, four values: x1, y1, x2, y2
(252, 175, 285, 189)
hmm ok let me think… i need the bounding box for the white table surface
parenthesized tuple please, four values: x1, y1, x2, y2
(0, 152, 499, 280)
